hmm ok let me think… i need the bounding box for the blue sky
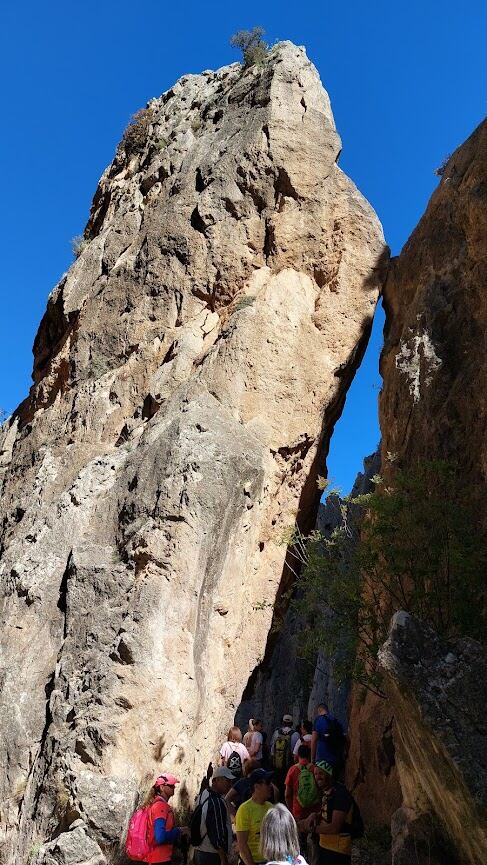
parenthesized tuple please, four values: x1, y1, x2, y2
(1, 1, 486, 491)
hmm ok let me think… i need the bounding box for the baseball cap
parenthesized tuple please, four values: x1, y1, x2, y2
(213, 767, 236, 780)
(249, 768, 273, 786)
(282, 714, 293, 724)
(314, 760, 333, 776)
(155, 773, 180, 787)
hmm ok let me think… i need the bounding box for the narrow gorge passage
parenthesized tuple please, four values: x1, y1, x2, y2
(235, 299, 386, 731)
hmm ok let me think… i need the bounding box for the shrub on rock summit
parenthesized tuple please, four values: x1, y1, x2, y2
(230, 27, 268, 67)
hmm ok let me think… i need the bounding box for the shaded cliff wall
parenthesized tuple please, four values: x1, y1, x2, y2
(347, 118, 487, 827)
(0, 43, 386, 863)
(379, 612, 487, 865)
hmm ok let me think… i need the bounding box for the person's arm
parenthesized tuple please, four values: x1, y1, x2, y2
(284, 783, 293, 812)
(236, 831, 253, 865)
(154, 818, 181, 844)
(310, 730, 318, 764)
(241, 744, 250, 761)
(224, 787, 238, 818)
(271, 781, 280, 803)
(314, 809, 347, 836)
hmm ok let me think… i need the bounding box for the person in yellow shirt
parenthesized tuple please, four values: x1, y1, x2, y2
(302, 761, 353, 864)
(236, 769, 274, 865)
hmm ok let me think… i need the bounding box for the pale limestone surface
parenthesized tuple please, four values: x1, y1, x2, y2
(0, 42, 385, 862)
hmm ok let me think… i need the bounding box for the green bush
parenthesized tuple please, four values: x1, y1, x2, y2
(71, 234, 88, 258)
(230, 27, 268, 67)
(289, 461, 487, 695)
(122, 107, 153, 155)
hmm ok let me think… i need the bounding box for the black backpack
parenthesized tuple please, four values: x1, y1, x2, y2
(325, 784, 364, 840)
(226, 750, 243, 779)
(325, 718, 346, 755)
(190, 791, 215, 847)
(347, 798, 364, 839)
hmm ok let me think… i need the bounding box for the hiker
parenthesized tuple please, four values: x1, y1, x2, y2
(290, 723, 302, 756)
(302, 761, 354, 865)
(285, 745, 320, 822)
(243, 719, 255, 750)
(143, 773, 189, 864)
(261, 803, 309, 865)
(269, 715, 294, 792)
(193, 767, 235, 865)
(235, 768, 274, 865)
(293, 721, 313, 762)
(226, 760, 279, 817)
(220, 726, 250, 778)
(248, 719, 264, 765)
(310, 705, 345, 775)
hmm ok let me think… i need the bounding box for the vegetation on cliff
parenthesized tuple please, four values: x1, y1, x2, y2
(290, 461, 487, 696)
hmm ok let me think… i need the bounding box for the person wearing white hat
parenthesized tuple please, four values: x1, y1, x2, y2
(194, 767, 235, 865)
(269, 715, 294, 795)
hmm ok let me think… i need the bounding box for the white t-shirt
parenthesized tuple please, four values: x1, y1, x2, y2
(249, 730, 263, 760)
(220, 741, 250, 763)
(293, 733, 312, 756)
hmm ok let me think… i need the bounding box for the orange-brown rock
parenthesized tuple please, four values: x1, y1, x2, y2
(347, 118, 487, 828)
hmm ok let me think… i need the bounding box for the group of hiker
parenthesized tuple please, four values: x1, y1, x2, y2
(126, 703, 362, 865)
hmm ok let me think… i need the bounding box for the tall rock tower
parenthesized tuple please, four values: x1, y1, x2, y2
(0, 43, 386, 862)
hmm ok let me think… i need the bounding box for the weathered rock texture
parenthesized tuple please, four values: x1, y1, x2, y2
(0, 43, 386, 862)
(379, 612, 487, 864)
(236, 450, 380, 735)
(347, 117, 487, 827)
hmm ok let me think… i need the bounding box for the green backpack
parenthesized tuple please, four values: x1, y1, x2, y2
(273, 731, 292, 770)
(297, 764, 319, 809)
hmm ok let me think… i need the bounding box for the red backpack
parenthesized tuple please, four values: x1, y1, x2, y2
(126, 806, 151, 861)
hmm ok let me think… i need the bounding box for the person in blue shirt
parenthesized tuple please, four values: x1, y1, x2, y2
(310, 704, 345, 773)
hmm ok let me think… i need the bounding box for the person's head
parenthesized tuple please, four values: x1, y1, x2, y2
(249, 768, 273, 803)
(282, 714, 293, 727)
(253, 718, 263, 732)
(297, 744, 311, 763)
(247, 718, 255, 732)
(261, 804, 300, 863)
(314, 761, 333, 791)
(243, 758, 259, 778)
(212, 766, 235, 795)
(154, 773, 180, 801)
(301, 720, 313, 735)
(227, 725, 242, 743)
(317, 703, 329, 716)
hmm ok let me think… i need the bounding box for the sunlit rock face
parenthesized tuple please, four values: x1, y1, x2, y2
(346, 119, 487, 830)
(0, 42, 386, 862)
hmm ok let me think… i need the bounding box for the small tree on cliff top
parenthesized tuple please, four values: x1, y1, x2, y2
(289, 461, 487, 696)
(230, 27, 268, 67)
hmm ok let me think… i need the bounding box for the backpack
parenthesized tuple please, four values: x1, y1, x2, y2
(273, 730, 292, 770)
(125, 807, 151, 861)
(326, 786, 364, 841)
(226, 750, 243, 779)
(190, 790, 218, 847)
(189, 794, 207, 848)
(347, 798, 364, 839)
(323, 718, 346, 755)
(297, 764, 319, 809)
